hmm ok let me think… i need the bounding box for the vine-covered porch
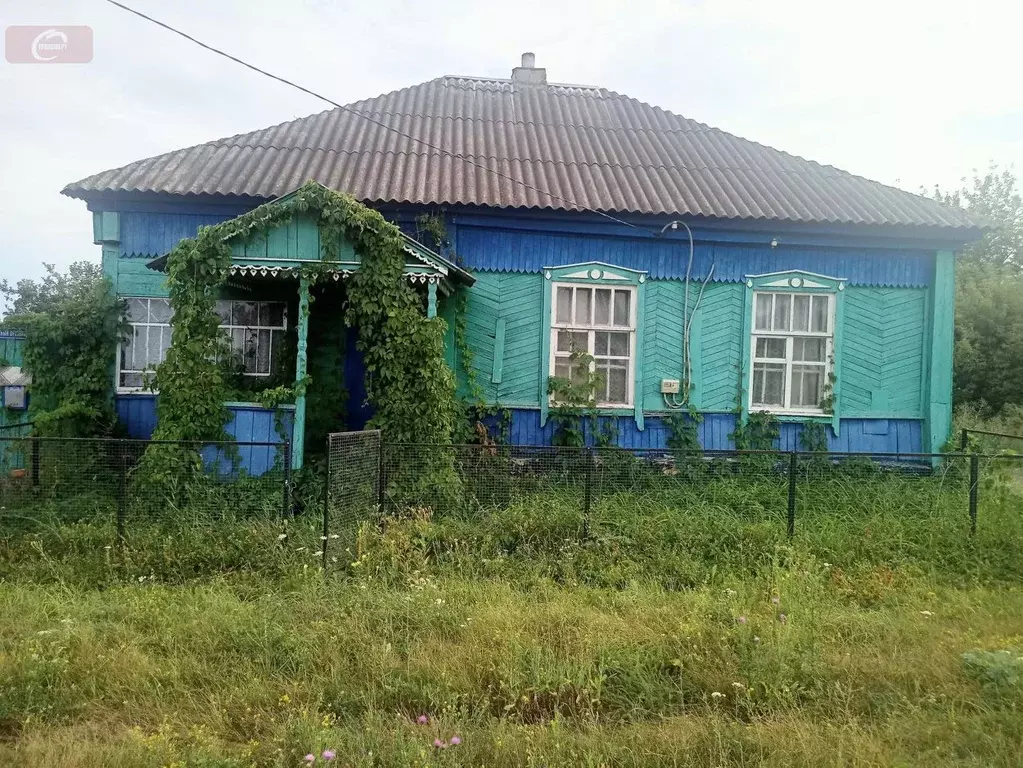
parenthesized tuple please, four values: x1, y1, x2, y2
(143, 182, 472, 471)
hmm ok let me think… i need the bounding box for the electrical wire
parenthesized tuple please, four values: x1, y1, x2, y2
(101, 0, 650, 235)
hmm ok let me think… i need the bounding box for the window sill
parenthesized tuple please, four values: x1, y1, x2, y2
(751, 409, 833, 421)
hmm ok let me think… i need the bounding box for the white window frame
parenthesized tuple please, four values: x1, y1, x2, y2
(118, 297, 172, 393)
(216, 299, 288, 378)
(549, 281, 637, 408)
(117, 297, 289, 394)
(749, 290, 834, 416)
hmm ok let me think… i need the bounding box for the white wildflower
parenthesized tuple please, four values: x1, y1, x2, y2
(711, 691, 725, 699)
(277, 533, 287, 540)
(919, 610, 934, 617)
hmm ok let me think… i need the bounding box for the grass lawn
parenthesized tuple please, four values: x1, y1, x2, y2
(1, 469, 1022, 766)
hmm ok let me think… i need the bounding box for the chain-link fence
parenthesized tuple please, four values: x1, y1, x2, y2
(325, 430, 382, 567)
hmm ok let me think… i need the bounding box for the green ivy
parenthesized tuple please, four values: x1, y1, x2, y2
(548, 349, 606, 447)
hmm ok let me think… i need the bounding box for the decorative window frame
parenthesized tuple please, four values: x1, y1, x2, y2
(741, 270, 847, 434)
(540, 262, 648, 431)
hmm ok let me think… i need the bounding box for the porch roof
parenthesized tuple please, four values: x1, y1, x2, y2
(145, 231, 473, 288)
(142, 183, 474, 287)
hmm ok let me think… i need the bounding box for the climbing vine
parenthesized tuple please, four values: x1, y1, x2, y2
(152, 181, 458, 461)
(547, 349, 617, 447)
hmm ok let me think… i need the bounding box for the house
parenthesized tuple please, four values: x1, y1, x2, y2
(62, 54, 982, 465)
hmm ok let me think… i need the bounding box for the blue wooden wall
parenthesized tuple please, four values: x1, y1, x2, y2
(501, 409, 922, 453)
(115, 396, 293, 476)
(452, 226, 934, 287)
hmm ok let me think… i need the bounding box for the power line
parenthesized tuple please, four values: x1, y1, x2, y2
(101, 0, 650, 234)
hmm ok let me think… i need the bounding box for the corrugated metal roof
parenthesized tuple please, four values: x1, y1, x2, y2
(63, 75, 979, 231)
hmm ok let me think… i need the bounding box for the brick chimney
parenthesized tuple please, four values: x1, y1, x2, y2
(511, 52, 546, 84)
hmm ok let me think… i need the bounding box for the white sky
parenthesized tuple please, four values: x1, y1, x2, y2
(1, 0, 1021, 291)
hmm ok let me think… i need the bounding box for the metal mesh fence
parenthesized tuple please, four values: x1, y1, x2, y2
(365, 444, 991, 542)
(0, 436, 304, 577)
(325, 429, 382, 567)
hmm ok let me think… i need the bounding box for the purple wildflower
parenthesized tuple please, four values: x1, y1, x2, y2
(322, 750, 336, 761)
(304, 755, 315, 763)
(737, 615, 747, 625)
(450, 736, 462, 746)
(434, 739, 446, 749)
(416, 714, 429, 725)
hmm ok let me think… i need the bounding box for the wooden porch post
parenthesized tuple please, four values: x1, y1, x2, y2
(292, 276, 310, 471)
(427, 280, 438, 319)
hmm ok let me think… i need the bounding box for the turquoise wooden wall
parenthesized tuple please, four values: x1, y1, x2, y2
(454, 272, 930, 423)
(458, 272, 544, 406)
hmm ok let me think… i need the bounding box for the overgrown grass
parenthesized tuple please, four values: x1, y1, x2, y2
(1, 471, 1022, 766)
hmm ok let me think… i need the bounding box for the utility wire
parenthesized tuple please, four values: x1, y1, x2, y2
(102, 0, 652, 234)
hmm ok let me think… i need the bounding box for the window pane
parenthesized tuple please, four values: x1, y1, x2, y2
(120, 372, 143, 389)
(773, 293, 792, 331)
(270, 329, 284, 371)
(556, 287, 572, 323)
(793, 337, 827, 362)
(755, 337, 786, 359)
(811, 295, 829, 332)
(266, 302, 285, 327)
(233, 301, 258, 327)
(126, 297, 147, 322)
(150, 299, 173, 323)
(121, 336, 135, 374)
(608, 331, 629, 356)
(554, 359, 571, 380)
(793, 294, 810, 332)
(792, 365, 824, 407)
(753, 362, 785, 406)
(754, 293, 772, 331)
(557, 330, 588, 353)
(158, 326, 172, 363)
(607, 366, 628, 404)
(574, 288, 591, 325)
(132, 325, 146, 369)
(256, 329, 271, 373)
(215, 300, 232, 324)
(594, 288, 612, 325)
(571, 361, 588, 386)
(613, 291, 631, 326)
(594, 331, 609, 356)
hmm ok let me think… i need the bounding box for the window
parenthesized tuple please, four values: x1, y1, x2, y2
(550, 283, 636, 406)
(118, 297, 288, 391)
(215, 300, 287, 376)
(750, 291, 833, 413)
(119, 298, 172, 390)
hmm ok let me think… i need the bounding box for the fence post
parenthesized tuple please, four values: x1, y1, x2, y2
(960, 428, 969, 452)
(787, 451, 798, 538)
(582, 446, 593, 539)
(116, 441, 127, 544)
(321, 441, 330, 574)
(376, 439, 386, 515)
(31, 435, 40, 490)
(969, 453, 979, 536)
(281, 441, 292, 519)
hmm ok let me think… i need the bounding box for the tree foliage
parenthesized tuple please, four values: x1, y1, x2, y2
(0, 262, 124, 436)
(931, 166, 1023, 414)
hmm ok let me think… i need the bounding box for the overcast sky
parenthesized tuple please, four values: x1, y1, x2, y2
(1, 0, 1021, 293)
